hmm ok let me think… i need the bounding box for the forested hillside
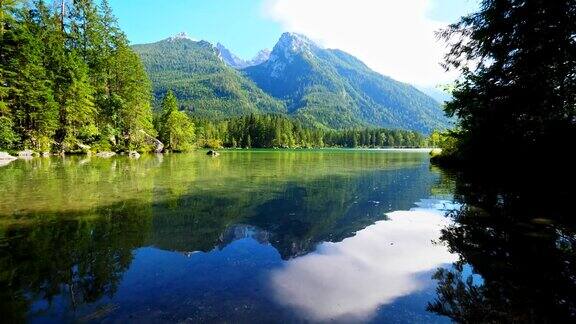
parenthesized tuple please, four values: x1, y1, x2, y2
(132, 36, 286, 119)
(134, 33, 450, 134)
(193, 113, 431, 149)
(0, 0, 155, 153)
(244, 33, 450, 132)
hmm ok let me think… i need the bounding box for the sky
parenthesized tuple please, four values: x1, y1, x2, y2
(109, 0, 478, 87)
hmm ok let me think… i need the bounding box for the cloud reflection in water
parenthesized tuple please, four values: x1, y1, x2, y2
(270, 203, 457, 322)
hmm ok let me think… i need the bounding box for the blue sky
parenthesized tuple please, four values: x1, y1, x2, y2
(109, 0, 478, 86)
(109, 0, 282, 58)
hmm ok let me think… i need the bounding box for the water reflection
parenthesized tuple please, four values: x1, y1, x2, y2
(4, 152, 575, 322)
(0, 201, 151, 323)
(270, 203, 457, 322)
(427, 169, 576, 323)
(1, 151, 448, 322)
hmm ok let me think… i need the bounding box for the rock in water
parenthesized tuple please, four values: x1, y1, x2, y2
(0, 152, 17, 160)
(96, 151, 116, 158)
(207, 150, 220, 157)
(17, 150, 35, 158)
(129, 151, 141, 159)
(0, 152, 17, 166)
(139, 130, 164, 153)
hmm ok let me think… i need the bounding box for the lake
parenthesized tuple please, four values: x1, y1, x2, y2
(0, 150, 574, 323)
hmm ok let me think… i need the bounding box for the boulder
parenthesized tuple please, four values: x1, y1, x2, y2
(0, 152, 17, 161)
(18, 150, 35, 158)
(128, 151, 141, 159)
(139, 130, 164, 153)
(76, 142, 91, 153)
(0, 152, 17, 166)
(207, 150, 220, 157)
(96, 151, 116, 158)
(17, 151, 34, 160)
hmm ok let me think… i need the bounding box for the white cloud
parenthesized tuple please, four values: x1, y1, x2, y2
(263, 0, 459, 87)
(269, 204, 458, 322)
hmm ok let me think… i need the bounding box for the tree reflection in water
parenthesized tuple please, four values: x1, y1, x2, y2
(0, 201, 152, 323)
(428, 169, 576, 323)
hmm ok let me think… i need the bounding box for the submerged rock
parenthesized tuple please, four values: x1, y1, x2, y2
(18, 150, 35, 158)
(96, 151, 116, 158)
(207, 150, 220, 157)
(128, 151, 141, 159)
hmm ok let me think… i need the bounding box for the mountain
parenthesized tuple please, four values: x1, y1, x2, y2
(243, 33, 450, 132)
(133, 32, 450, 133)
(216, 43, 248, 69)
(416, 86, 453, 104)
(249, 49, 271, 66)
(133, 37, 285, 118)
(216, 44, 271, 69)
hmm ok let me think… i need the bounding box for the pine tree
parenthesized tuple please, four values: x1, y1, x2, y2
(108, 44, 155, 150)
(158, 90, 195, 151)
(34, 1, 97, 152)
(440, 0, 576, 162)
(0, 0, 20, 148)
(8, 7, 58, 151)
(60, 53, 97, 150)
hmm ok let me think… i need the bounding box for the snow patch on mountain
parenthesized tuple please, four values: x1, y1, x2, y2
(168, 32, 197, 42)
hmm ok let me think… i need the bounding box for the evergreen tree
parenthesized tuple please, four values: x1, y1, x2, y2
(60, 53, 97, 150)
(0, 0, 20, 149)
(8, 7, 58, 151)
(439, 0, 576, 163)
(158, 90, 195, 151)
(0, 115, 18, 149)
(107, 44, 155, 150)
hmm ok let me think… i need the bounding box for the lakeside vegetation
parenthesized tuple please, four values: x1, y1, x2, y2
(155, 91, 434, 151)
(432, 0, 575, 165)
(1, 0, 155, 153)
(191, 111, 433, 150)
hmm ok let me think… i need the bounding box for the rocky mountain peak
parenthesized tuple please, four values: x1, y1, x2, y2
(250, 49, 271, 66)
(168, 32, 196, 42)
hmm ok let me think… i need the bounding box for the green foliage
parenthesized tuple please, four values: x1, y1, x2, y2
(108, 44, 155, 149)
(0, 0, 155, 153)
(193, 113, 429, 149)
(59, 53, 97, 151)
(158, 91, 195, 151)
(429, 131, 462, 164)
(438, 0, 576, 163)
(0, 116, 19, 149)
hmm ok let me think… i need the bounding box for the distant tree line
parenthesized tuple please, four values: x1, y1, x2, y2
(192, 112, 431, 149)
(0, 0, 155, 153)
